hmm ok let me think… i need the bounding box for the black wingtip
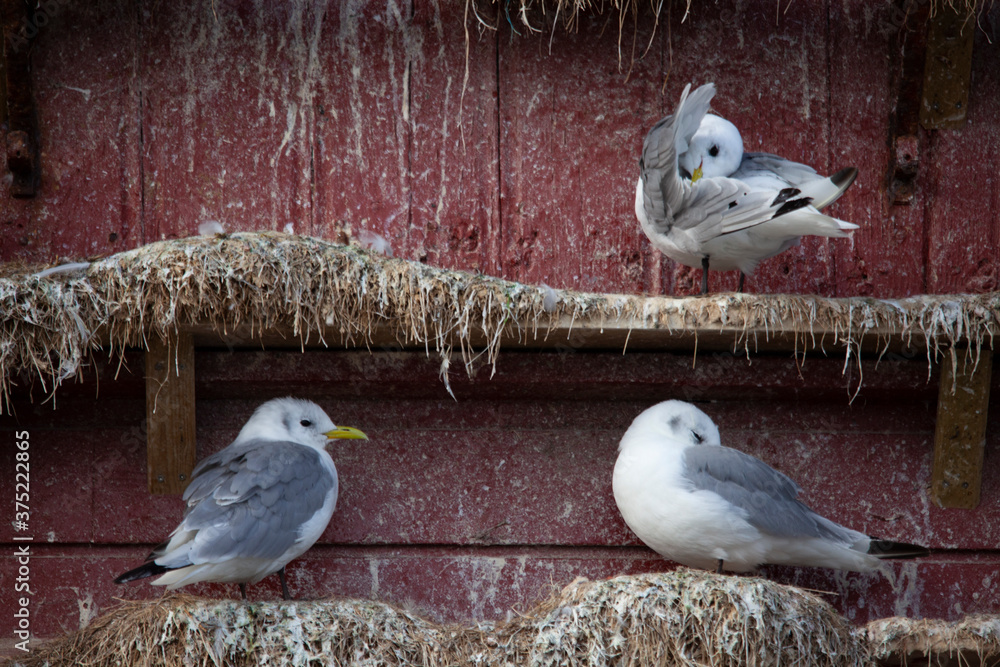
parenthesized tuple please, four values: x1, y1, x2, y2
(114, 561, 170, 585)
(868, 539, 930, 560)
(773, 195, 814, 218)
(831, 167, 859, 190)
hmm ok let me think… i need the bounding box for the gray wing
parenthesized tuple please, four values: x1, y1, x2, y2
(682, 445, 857, 543)
(671, 179, 779, 243)
(639, 83, 716, 233)
(170, 440, 336, 564)
(736, 152, 819, 187)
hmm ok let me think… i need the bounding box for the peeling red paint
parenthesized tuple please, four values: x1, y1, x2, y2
(2, 0, 1000, 650)
(2, 348, 999, 642)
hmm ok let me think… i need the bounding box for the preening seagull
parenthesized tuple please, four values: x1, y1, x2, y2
(114, 397, 368, 599)
(612, 400, 928, 573)
(678, 113, 857, 212)
(635, 83, 859, 294)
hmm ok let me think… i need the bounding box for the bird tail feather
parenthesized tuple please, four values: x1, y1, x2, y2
(114, 561, 171, 585)
(765, 209, 859, 238)
(798, 167, 858, 210)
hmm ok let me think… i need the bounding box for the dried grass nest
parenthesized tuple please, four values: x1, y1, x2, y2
(2, 232, 998, 413)
(4, 570, 872, 667)
(469, 0, 991, 61)
(867, 615, 1000, 666)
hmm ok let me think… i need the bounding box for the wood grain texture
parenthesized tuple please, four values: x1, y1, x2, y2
(0, 0, 140, 263)
(140, 1, 319, 241)
(0, 0, 996, 301)
(406, 0, 501, 273)
(829, 0, 928, 297)
(924, 27, 1000, 294)
(145, 333, 197, 494)
(311, 0, 410, 246)
(932, 351, 993, 508)
(2, 346, 999, 640)
(1, 546, 999, 638)
(498, 7, 663, 295)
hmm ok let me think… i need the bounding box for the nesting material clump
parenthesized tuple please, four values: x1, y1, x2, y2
(7, 594, 468, 667)
(867, 615, 1000, 666)
(3, 571, 872, 667)
(492, 571, 870, 666)
(2, 232, 998, 412)
(472, 0, 988, 36)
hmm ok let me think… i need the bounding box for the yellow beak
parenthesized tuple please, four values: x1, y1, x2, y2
(325, 426, 369, 440)
(691, 160, 704, 183)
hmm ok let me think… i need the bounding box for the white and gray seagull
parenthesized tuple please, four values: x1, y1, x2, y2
(635, 83, 859, 294)
(678, 113, 857, 210)
(114, 397, 368, 600)
(612, 400, 927, 573)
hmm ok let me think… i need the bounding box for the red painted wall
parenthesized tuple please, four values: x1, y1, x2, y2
(2, 349, 1000, 642)
(2, 0, 1000, 649)
(1, 0, 997, 295)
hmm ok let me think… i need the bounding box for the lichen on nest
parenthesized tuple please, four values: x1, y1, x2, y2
(1, 231, 998, 413)
(4, 570, 871, 667)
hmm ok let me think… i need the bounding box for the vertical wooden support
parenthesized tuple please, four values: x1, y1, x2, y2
(145, 332, 197, 495)
(919, 6, 975, 130)
(931, 351, 993, 509)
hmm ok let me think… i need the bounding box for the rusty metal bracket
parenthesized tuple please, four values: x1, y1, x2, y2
(886, 0, 929, 206)
(1, 0, 39, 197)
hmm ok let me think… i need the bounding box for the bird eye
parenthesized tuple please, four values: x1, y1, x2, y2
(691, 430, 705, 444)
(708, 145, 719, 157)
(300, 419, 312, 427)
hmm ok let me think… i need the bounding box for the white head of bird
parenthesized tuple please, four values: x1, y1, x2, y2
(234, 397, 368, 450)
(620, 400, 722, 451)
(678, 114, 744, 182)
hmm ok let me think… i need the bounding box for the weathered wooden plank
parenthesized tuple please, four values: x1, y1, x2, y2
(407, 0, 500, 274)
(311, 0, 410, 251)
(0, 0, 140, 263)
(830, 0, 928, 296)
(39, 354, 1000, 550)
(498, 6, 663, 295)
(145, 333, 197, 494)
(190, 348, 943, 403)
(0, 545, 996, 640)
(920, 6, 975, 130)
(140, 1, 317, 241)
(931, 351, 993, 508)
(924, 27, 1000, 294)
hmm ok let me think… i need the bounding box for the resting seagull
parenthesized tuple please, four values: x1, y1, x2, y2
(635, 83, 859, 294)
(612, 400, 928, 573)
(114, 397, 368, 599)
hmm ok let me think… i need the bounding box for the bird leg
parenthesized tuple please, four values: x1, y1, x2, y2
(701, 257, 710, 295)
(239, 583, 248, 600)
(278, 567, 291, 601)
(715, 559, 724, 574)
(737, 272, 745, 293)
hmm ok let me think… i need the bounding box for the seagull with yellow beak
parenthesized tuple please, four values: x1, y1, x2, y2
(115, 397, 368, 600)
(635, 83, 859, 294)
